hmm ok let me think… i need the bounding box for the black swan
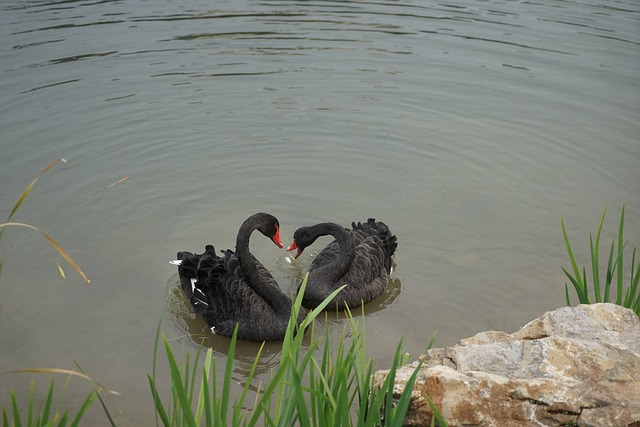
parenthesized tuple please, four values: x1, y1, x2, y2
(173, 213, 305, 342)
(287, 218, 397, 311)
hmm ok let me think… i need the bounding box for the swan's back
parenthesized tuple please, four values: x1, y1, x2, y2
(302, 218, 397, 310)
(351, 218, 397, 271)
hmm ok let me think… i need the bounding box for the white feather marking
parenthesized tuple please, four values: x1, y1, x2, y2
(169, 259, 182, 266)
(190, 278, 197, 292)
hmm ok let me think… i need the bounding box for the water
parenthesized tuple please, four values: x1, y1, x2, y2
(1, 0, 638, 423)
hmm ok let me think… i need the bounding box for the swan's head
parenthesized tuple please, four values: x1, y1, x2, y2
(287, 226, 319, 259)
(256, 213, 283, 248)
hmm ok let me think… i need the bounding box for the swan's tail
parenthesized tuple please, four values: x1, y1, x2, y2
(352, 218, 398, 272)
(175, 245, 223, 315)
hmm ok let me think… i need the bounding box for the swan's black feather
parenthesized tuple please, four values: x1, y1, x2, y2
(176, 214, 305, 342)
(292, 218, 397, 311)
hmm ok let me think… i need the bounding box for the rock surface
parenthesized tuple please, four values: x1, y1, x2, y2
(374, 303, 640, 427)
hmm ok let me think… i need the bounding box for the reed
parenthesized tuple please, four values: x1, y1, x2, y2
(561, 205, 640, 316)
(148, 275, 444, 426)
(1, 366, 119, 427)
(2, 160, 445, 426)
(0, 158, 89, 283)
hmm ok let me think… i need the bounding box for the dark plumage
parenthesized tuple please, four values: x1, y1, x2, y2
(287, 218, 397, 311)
(175, 213, 306, 342)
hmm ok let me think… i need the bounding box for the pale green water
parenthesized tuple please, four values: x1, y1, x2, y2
(1, 0, 639, 423)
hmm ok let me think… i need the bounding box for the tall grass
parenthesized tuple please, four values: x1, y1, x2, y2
(148, 276, 440, 426)
(1, 366, 119, 427)
(561, 205, 640, 316)
(1, 160, 104, 426)
(3, 378, 97, 427)
(2, 160, 443, 426)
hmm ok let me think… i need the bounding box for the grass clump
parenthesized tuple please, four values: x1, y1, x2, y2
(2, 160, 445, 426)
(1, 367, 119, 427)
(561, 205, 640, 316)
(148, 276, 442, 426)
(3, 378, 96, 427)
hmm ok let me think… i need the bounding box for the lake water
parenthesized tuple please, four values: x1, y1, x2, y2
(1, 0, 638, 423)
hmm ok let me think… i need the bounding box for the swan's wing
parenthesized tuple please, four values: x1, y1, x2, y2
(352, 219, 397, 271)
(308, 225, 357, 269)
(202, 251, 287, 341)
(332, 234, 389, 307)
(308, 239, 340, 269)
(346, 235, 387, 285)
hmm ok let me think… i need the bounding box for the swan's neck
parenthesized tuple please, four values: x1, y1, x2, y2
(309, 223, 355, 283)
(236, 222, 291, 315)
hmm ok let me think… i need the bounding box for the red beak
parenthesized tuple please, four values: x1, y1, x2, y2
(272, 226, 283, 248)
(287, 240, 303, 259)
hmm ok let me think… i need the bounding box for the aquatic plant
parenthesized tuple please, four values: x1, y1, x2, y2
(0, 160, 112, 426)
(148, 275, 442, 426)
(561, 205, 640, 316)
(1, 160, 445, 426)
(1, 366, 119, 427)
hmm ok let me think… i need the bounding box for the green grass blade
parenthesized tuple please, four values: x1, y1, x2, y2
(72, 361, 117, 427)
(150, 316, 163, 427)
(211, 356, 219, 426)
(605, 240, 615, 302)
(616, 205, 625, 305)
(10, 389, 22, 427)
(561, 216, 584, 289)
(310, 356, 338, 412)
(425, 330, 438, 352)
(42, 380, 55, 423)
(69, 390, 98, 427)
(591, 207, 607, 302)
(187, 350, 202, 422)
(608, 241, 627, 304)
(308, 322, 319, 427)
(233, 341, 265, 423)
(162, 335, 197, 427)
(383, 340, 404, 423)
(629, 247, 640, 314)
(197, 349, 212, 426)
(426, 396, 448, 427)
(565, 283, 572, 306)
(288, 362, 311, 427)
(54, 411, 69, 427)
(147, 375, 171, 427)
(26, 380, 34, 427)
(300, 286, 346, 331)
(624, 246, 637, 307)
(561, 267, 587, 303)
(249, 365, 288, 426)
(390, 356, 424, 427)
(582, 266, 589, 304)
(200, 353, 213, 427)
(219, 325, 240, 424)
(590, 234, 601, 303)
